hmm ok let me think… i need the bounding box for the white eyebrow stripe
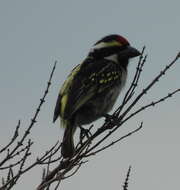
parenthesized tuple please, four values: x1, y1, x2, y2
(93, 42, 107, 49)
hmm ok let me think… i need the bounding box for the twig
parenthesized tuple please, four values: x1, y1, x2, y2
(120, 52, 179, 120)
(0, 62, 57, 190)
(83, 52, 179, 155)
(122, 88, 180, 125)
(85, 123, 143, 157)
(123, 166, 131, 190)
(0, 121, 20, 154)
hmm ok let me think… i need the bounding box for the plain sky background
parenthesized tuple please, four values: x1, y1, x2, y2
(0, 0, 180, 189)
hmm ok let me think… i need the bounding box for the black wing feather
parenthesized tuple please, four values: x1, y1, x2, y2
(62, 58, 122, 119)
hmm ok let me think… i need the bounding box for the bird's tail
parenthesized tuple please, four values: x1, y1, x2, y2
(61, 120, 77, 158)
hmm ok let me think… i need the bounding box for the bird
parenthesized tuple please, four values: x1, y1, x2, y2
(53, 34, 140, 158)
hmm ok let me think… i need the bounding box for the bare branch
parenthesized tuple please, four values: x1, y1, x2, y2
(86, 123, 143, 157)
(123, 166, 131, 190)
(1, 51, 180, 189)
(0, 61, 57, 190)
(0, 120, 20, 154)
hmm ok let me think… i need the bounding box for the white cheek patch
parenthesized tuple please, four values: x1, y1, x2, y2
(105, 54, 118, 62)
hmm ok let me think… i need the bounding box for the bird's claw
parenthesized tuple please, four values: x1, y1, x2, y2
(103, 114, 118, 122)
(79, 126, 92, 144)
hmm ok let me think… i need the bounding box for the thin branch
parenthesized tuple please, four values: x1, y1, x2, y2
(0, 62, 57, 169)
(85, 123, 143, 157)
(122, 88, 180, 125)
(115, 47, 147, 116)
(1, 51, 180, 189)
(0, 62, 57, 190)
(63, 161, 88, 179)
(120, 52, 179, 120)
(83, 52, 179, 155)
(123, 166, 131, 190)
(0, 121, 20, 154)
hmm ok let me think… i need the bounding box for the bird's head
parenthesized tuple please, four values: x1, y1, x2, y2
(89, 34, 140, 67)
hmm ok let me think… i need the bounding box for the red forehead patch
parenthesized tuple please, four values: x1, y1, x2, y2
(117, 35, 130, 45)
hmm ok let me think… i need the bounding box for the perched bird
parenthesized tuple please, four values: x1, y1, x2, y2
(53, 34, 140, 158)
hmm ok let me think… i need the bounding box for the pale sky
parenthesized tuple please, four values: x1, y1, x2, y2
(0, 0, 180, 190)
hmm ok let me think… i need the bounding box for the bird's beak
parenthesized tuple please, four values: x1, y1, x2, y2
(118, 46, 141, 58)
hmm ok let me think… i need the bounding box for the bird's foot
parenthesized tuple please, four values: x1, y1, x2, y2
(79, 126, 92, 143)
(103, 114, 119, 129)
(103, 114, 118, 122)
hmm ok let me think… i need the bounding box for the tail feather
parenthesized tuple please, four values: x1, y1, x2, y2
(61, 120, 76, 158)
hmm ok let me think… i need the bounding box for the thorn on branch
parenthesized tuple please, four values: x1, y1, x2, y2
(160, 71, 165, 75)
(142, 89, 147, 94)
(40, 98, 45, 103)
(17, 142, 23, 146)
(31, 119, 37, 123)
(176, 51, 180, 59)
(151, 101, 155, 106)
(165, 65, 170, 70)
